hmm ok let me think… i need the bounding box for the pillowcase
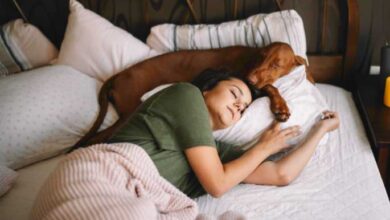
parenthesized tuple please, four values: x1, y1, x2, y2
(0, 19, 58, 76)
(146, 10, 307, 60)
(141, 66, 329, 159)
(0, 65, 118, 169)
(0, 166, 18, 197)
(55, 0, 159, 82)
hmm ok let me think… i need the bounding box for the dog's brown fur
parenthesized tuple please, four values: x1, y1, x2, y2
(73, 42, 313, 149)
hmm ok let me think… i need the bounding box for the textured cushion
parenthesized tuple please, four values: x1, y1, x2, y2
(55, 0, 158, 82)
(0, 65, 118, 169)
(141, 66, 328, 159)
(146, 10, 306, 60)
(0, 19, 58, 76)
(0, 166, 18, 197)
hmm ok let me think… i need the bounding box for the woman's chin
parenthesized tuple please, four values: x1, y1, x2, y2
(217, 114, 233, 130)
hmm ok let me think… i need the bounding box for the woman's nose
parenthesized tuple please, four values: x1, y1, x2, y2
(234, 102, 244, 112)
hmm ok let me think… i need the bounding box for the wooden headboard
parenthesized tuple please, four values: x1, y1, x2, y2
(306, 0, 359, 88)
(0, 0, 359, 88)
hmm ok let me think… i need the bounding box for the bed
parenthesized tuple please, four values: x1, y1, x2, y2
(0, 0, 389, 219)
(0, 83, 389, 219)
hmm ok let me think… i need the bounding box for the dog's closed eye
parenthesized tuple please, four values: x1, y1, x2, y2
(270, 63, 279, 69)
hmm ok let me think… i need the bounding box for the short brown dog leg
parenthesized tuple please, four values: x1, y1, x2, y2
(262, 84, 290, 122)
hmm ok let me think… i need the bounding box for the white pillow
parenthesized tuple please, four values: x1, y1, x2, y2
(146, 10, 307, 60)
(55, 0, 159, 82)
(0, 65, 118, 169)
(141, 66, 329, 155)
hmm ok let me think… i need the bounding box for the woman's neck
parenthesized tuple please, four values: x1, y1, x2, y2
(208, 112, 216, 131)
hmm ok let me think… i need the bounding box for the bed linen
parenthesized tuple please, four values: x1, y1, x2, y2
(0, 155, 65, 220)
(0, 84, 389, 219)
(195, 84, 390, 219)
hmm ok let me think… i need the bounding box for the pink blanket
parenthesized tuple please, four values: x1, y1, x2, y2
(31, 143, 245, 220)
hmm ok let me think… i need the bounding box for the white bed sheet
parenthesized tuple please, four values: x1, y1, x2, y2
(0, 84, 389, 220)
(195, 84, 390, 219)
(0, 155, 64, 219)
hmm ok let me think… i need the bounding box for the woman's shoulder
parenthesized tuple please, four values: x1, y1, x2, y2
(156, 82, 203, 102)
(144, 82, 204, 111)
(165, 82, 200, 95)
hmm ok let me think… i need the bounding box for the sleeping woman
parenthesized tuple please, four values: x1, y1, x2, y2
(32, 68, 340, 219)
(106, 68, 340, 198)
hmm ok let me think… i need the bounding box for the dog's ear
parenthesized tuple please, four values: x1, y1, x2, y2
(294, 55, 307, 66)
(295, 55, 315, 83)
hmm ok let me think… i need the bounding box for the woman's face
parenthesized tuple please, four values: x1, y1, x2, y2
(203, 78, 252, 130)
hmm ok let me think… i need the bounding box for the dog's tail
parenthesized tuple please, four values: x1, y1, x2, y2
(70, 78, 113, 151)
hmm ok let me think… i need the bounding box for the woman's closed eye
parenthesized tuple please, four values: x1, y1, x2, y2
(230, 89, 238, 99)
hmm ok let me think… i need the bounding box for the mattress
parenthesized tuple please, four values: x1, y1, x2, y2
(0, 84, 389, 219)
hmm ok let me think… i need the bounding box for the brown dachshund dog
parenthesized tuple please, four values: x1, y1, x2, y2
(73, 42, 313, 149)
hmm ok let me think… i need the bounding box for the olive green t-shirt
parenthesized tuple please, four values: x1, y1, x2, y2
(109, 83, 244, 198)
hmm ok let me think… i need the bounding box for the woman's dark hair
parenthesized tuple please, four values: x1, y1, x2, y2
(191, 68, 262, 100)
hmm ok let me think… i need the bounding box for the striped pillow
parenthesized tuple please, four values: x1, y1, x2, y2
(146, 10, 307, 60)
(0, 19, 58, 77)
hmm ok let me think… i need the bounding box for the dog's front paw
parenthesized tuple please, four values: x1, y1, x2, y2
(271, 101, 290, 122)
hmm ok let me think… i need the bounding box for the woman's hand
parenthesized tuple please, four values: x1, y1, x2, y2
(255, 122, 301, 155)
(315, 110, 340, 133)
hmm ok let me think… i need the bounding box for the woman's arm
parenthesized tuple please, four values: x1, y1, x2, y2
(244, 111, 340, 186)
(185, 122, 300, 198)
(243, 125, 326, 185)
(185, 145, 268, 198)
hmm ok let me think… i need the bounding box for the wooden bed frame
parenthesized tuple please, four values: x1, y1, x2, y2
(1, 0, 359, 88)
(307, 0, 359, 87)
